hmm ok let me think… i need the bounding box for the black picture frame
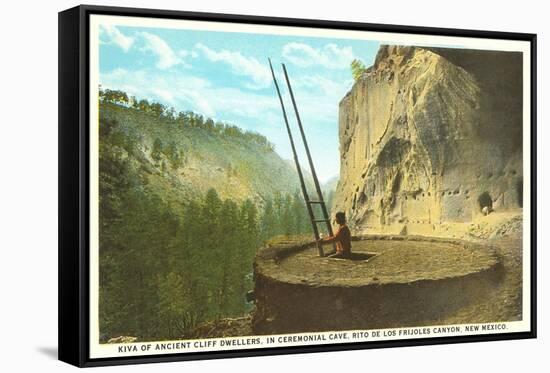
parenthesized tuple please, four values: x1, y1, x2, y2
(59, 4, 537, 367)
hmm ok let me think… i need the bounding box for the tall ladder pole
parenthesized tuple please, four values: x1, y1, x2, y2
(268, 59, 324, 257)
(282, 64, 336, 253)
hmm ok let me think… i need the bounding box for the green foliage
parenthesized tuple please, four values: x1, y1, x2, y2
(97, 89, 315, 341)
(259, 192, 312, 240)
(150, 102, 165, 117)
(151, 138, 163, 163)
(99, 179, 311, 340)
(99, 88, 275, 151)
(99, 130, 311, 340)
(149, 137, 185, 169)
(137, 99, 150, 112)
(351, 58, 367, 82)
(165, 142, 184, 169)
(99, 88, 129, 105)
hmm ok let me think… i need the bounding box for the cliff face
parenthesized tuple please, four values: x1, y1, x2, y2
(333, 46, 523, 234)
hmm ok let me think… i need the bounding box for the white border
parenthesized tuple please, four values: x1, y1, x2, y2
(88, 13, 532, 360)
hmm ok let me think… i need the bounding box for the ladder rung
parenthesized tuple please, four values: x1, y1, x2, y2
(307, 200, 325, 204)
(313, 219, 330, 223)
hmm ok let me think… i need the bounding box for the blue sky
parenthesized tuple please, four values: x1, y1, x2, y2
(98, 24, 380, 182)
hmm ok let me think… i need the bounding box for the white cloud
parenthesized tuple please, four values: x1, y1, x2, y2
(99, 28, 191, 69)
(194, 43, 271, 89)
(293, 75, 353, 96)
(99, 68, 347, 134)
(208, 88, 278, 118)
(99, 25, 134, 52)
(100, 68, 213, 114)
(99, 68, 280, 119)
(140, 32, 188, 69)
(150, 88, 175, 104)
(282, 42, 355, 69)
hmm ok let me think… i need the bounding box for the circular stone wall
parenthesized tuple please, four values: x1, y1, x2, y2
(252, 235, 502, 334)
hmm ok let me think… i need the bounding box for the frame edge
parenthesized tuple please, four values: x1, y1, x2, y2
(58, 5, 86, 368)
(60, 4, 538, 367)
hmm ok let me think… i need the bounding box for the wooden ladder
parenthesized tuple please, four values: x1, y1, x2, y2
(269, 59, 335, 257)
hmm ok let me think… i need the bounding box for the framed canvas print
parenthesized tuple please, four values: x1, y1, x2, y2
(58, 4, 537, 367)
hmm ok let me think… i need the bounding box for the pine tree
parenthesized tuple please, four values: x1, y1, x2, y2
(282, 194, 294, 235)
(217, 200, 240, 315)
(201, 189, 224, 317)
(292, 191, 313, 235)
(260, 198, 277, 240)
(151, 138, 163, 163)
(273, 192, 285, 235)
(351, 58, 367, 81)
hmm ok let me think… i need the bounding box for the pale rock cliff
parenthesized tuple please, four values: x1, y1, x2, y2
(333, 45, 523, 234)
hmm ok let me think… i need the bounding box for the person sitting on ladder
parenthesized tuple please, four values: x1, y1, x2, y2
(319, 212, 352, 258)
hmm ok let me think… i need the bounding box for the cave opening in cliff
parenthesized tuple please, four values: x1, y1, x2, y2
(333, 252, 378, 261)
(477, 191, 493, 211)
(516, 179, 523, 207)
(392, 172, 402, 194)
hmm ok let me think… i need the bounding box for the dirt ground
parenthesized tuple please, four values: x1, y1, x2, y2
(274, 238, 498, 287)
(440, 232, 523, 324)
(438, 210, 524, 324)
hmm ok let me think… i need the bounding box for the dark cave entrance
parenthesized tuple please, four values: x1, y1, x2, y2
(392, 172, 402, 194)
(516, 179, 523, 207)
(331, 252, 378, 261)
(477, 191, 493, 211)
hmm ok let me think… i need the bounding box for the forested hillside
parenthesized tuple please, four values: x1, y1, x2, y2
(98, 90, 316, 341)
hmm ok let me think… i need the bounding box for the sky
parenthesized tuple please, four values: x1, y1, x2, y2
(98, 24, 380, 182)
